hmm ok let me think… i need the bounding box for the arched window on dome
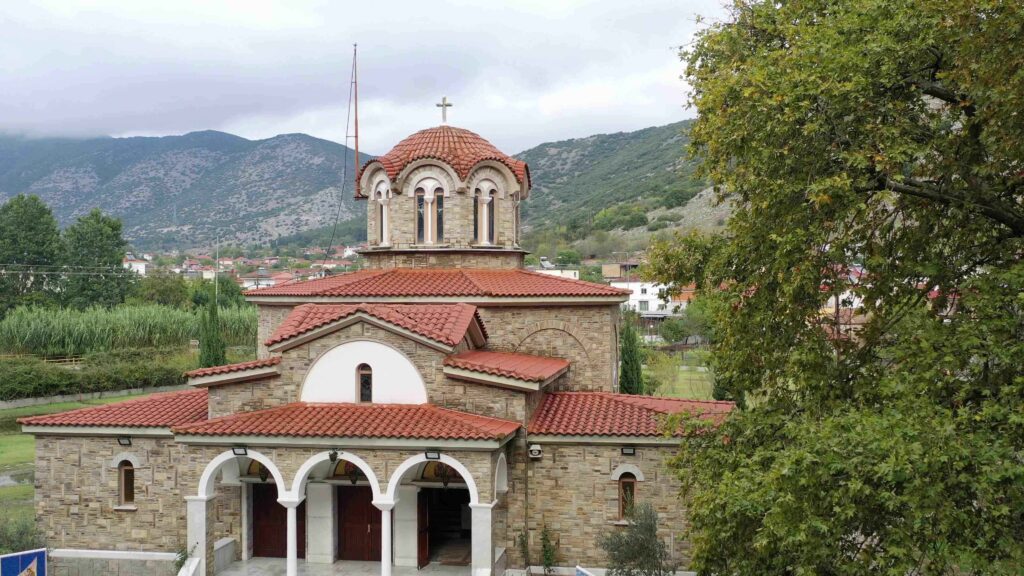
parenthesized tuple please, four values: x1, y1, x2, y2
(373, 181, 391, 246)
(474, 185, 498, 245)
(415, 184, 445, 244)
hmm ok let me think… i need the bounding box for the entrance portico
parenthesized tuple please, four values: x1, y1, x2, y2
(183, 439, 511, 576)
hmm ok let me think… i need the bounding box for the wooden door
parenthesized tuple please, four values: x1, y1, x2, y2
(337, 486, 381, 561)
(252, 484, 306, 558)
(417, 490, 429, 568)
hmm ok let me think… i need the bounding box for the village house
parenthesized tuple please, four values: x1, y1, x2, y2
(20, 125, 732, 576)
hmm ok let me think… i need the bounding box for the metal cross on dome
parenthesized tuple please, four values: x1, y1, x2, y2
(436, 96, 453, 123)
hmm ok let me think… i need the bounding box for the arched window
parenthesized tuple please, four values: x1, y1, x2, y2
(357, 363, 372, 402)
(474, 187, 497, 245)
(618, 472, 636, 519)
(118, 460, 135, 505)
(415, 186, 445, 244)
(373, 182, 391, 246)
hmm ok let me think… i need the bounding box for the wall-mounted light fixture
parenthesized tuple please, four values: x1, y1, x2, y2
(621, 446, 636, 456)
(232, 446, 248, 456)
(528, 444, 543, 459)
(259, 465, 270, 483)
(117, 436, 132, 447)
(329, 449, 339, 463)
(424, 450, 441, 460)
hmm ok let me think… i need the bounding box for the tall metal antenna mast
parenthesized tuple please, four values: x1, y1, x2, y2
(353, 43, 359, 191)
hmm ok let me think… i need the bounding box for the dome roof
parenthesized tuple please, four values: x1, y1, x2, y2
(359, 126, 528, 192)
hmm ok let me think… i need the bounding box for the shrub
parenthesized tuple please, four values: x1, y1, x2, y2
(0, 352, 189, 401)
(599, 502, 675, 576)
(540, 525, 558, 575)
(0, 517, 44, 555)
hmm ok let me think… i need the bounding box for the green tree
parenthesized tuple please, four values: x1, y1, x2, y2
(128, 272, 191, 308)
(618, 320, 643, 394)
(61, 209, 131, 309)
(646, 1, 1024, 573)
(555, 249, 581, 266)
(191, 275, 246, 308)
(599, 502, 675, 576)
(0, 195, 62, 313)
(657, 317, 689, 344)
(198, 299, 227, 368)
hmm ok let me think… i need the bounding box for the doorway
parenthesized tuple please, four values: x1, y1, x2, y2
(420, 487, 471, 567)
(252, 483, 305, 558)
(337, 485, 382, 561)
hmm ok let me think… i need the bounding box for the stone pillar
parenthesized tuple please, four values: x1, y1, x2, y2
(470, 502, 494, 576)
(186, 495, 214, 576)
(373, 499, 396, 576)
(480, 196, 493, 245)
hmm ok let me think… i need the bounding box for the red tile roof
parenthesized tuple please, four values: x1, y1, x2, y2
(246, 268, 629, 299)
(444, 350, 568, 383)
(266, 303, 481, 347)
(185, 357, 281, 378)
(18, 389, 208, 429)
(358, 125, 528, 190)
(173, 402, 520, 440)
(529, 392, 734, 437)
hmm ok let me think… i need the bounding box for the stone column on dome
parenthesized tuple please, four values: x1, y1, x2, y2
(480, 195, 493, 246)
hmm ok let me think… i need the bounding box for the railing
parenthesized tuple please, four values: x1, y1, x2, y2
(177, 557, 201, 576)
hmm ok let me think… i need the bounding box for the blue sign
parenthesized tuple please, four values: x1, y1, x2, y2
(0, 548, 46, 576)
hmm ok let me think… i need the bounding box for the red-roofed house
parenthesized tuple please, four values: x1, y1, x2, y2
(23, 124, 729, 576)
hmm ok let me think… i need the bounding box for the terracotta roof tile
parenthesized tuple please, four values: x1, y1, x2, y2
(528, 392, 734, 437)
(185, 357, 281, 378)
(266, 303, 481, 347)
(173, 402, 520, 441)
(18, 389, 208, 429)
(246, 268, 629, 299)
(358, 125, 528, 190)
(444, 350, 568, 383)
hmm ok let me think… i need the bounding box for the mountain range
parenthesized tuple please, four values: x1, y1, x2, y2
(0, 120, 722, 251)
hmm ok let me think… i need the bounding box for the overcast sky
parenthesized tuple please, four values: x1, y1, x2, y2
(1, 0, 725, 154)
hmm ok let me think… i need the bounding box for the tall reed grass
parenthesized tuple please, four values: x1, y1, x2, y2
(0, 305, 257, 357)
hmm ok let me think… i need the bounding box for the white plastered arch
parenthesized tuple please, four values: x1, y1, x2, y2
(494, 452, 508, 494)
(110, 451, 142, 469)
(610, 463, 645, 482)
(468, 165, 512, 199)
(197, 449, 286, 499)
(300, 339, 428, 404)
(359, 163, 390, 198)
(399, 163, 457, 197)
(289, 450, 381, 501)
(386, 453, 480, 505)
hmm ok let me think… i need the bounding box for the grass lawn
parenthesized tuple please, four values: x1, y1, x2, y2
(657, 367, 715, 400)
(0, 393, 154, 526)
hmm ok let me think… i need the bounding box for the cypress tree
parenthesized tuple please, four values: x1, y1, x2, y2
(198, 299, 226, 368)
(618, 320, 643, 394)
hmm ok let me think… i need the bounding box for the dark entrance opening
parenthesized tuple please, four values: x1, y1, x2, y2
(337, 485, 382, 561)
(421, 487, 471, 566)
(252, 483, 305, 558)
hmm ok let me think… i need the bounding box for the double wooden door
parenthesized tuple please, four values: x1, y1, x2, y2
(337, 486, 382, 561)
(252, 483, 306, 559)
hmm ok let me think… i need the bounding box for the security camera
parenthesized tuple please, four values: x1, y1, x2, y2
(528, 444, 543, 459)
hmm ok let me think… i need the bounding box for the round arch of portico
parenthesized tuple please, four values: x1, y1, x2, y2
(385, 453, 480, 505)
(289, 450, 382, 501)
(197, 449, 286, 499)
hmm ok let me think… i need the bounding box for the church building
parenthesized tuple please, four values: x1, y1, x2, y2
(20, 124, 733, 576)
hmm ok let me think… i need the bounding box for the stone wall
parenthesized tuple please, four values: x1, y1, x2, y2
(366, 183, 518, 251)
(33, 435, 188, 552)
(476, 305, 621, 393)
(256, 304, 294, 358)
(206, 374, 283, 419)
(49, 556, 177, 576)
(362, 249, 524, 270)
(519, 443, 688, 569)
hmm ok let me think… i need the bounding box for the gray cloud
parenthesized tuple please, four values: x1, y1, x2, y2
(0, 0, 724, 153)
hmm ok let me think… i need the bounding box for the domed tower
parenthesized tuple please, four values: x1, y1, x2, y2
(357, 125, 530, 269)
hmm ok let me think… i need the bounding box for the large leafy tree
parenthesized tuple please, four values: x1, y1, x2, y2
(0, 195, 63, 314)
(61, 209, 131, 310)
(647, 0, 1024, 574)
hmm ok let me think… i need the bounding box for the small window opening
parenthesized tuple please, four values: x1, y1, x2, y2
(118, 460, 135, 505)
(357, 363, 373, 402)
